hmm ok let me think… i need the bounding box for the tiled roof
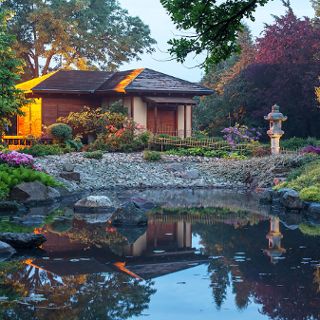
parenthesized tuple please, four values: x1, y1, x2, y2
(30, 68, 213, 96)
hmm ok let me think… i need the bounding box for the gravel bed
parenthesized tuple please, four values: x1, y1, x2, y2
(36, 152, 302, 192)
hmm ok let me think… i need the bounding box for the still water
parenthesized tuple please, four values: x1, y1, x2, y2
(0, 189, 319, 320)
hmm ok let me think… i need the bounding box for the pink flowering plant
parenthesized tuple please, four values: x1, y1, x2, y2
(0, 151, 42, 171)
(222, 124, 261, 147)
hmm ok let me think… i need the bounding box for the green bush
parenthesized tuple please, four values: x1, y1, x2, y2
(299, 223, 320, 237)
(281, 137, 320, 151)
(299, 186, 320, 202)
(0, 164, 61, 200)
(21, 144, 63, 157)
(47, 123, 73, 142)
(65, 138, 83, 151)
(274, 159, 320, 202)
(165, 147, 246, 159)
(84, 150, 103, 159)
(143, 150, 161, 161)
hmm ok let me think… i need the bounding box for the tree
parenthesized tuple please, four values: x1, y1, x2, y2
(1, 0, 156, 79)
(195, 5, 320, 138)
(0, 4, 26, 136)
(160, 0, 270, 70)
(255, 1, 320, 64)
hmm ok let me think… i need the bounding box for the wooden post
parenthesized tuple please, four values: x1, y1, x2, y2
(130, 96, 135, 119)
(154, 104, 158, 134)
(184, 104, 187, 138)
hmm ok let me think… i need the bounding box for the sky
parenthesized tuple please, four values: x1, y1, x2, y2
(118, 0, 315, 82)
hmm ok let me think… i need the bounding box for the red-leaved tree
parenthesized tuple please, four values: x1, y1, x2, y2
(256, 3, 320, 64)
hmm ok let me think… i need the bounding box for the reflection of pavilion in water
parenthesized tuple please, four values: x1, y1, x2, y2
(24, 218, 205, 282)
(264, 216, 286, 264)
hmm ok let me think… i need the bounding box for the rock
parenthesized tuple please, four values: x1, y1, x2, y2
(0, 241, 16, 261)
(308, 203, 320, 215)
(259, 189, 274, 204)
(75, 213, 113, 224)
(280, 189, 304, 210)
(63, 162, 75, 172)
(116, 226, 147, 244)
(10, 182, 60, 204)
(0, 201, 25, 213)
(131, 197, 156, 211)
(165, 163, 185, 172)
(0, 233, 46, 249)
(74, 195, 116, 214)
(60, 171, 81, 182)
(183, 169, 200, 180)
(112, 202, 148, 226)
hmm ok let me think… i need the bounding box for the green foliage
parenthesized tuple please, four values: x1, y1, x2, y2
(0, 163, 60, 200)
(20, 144, 63, 157)
(2, 0, 155, 78)
(84, 150, 103, 160)
(299, 186, 320, 202)
(160, 0, 269, 69)
(65, 138, 83, 151)
(274, 159, 320, 202)
(47, 123, 72, 143)
(299, 223, 320, 237)
(0, 7, 27, 135)
(143, 150, 161, 162)
(166, 147, 246, 159)
(281, 137, 320, 151)
(0, 220, 34, 233)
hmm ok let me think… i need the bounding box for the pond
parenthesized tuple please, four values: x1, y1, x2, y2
(0, 189, 319, 320)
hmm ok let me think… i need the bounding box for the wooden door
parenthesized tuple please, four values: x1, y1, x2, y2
(147, 104, 177, 135)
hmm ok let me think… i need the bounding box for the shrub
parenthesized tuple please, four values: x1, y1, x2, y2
(222, 124, 261, 147)
(84, 150, 103, 159)
(143, 150, 161, 161)
(281, 137, 320, 151)
(299, 186, 320, 202)
(21, 144, 63, 157)
(301, 145, 320, 155)
(65, 138, 83, 151)
(47, 123, 72, 143)
(0, 164, 60, 200)
(299, 223, 320, 237)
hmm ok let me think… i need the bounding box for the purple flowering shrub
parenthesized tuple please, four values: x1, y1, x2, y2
(222, 124, 261, 147)
(0, 151, 42, 170)
(301, 145, 320, 155)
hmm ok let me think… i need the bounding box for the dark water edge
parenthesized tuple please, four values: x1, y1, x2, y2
(0, 188, 319, 320)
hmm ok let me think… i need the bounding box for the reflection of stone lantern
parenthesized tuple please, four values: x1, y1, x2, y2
(264, 105, 287, 155)
(264, 216, 286, 264)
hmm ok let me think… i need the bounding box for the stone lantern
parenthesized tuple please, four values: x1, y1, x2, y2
(264, 104, 287, 155)
(264, 217, 286, 264)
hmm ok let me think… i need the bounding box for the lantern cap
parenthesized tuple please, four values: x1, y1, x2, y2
(264, 104, 288, 121)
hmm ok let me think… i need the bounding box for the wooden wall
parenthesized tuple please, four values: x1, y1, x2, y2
(42, 96, 101, 126)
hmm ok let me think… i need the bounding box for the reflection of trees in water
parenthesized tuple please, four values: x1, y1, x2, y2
(193, 221, 320, 320)
(0, 262, 155, 320)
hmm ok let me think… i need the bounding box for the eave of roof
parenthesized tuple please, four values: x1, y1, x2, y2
(16, 72, 57, 94)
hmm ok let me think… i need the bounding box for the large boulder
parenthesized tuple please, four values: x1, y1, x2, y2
(0, 241, 16, 261)
(74, 195, 116, 214)
(60, 171, 81, 182)
(280, 189, 304, 210)
(10, 182, 60, 204)
(308, 203, 320, 215)
(0, 233, 46, 249)
(112, 201, 148, 226)
(131, 197, 156, 212)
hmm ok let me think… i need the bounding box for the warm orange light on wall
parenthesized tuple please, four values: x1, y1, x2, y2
(114, 68, 144, 93)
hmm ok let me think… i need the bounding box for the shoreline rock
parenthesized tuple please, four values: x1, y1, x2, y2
(0, 233, 46, 249)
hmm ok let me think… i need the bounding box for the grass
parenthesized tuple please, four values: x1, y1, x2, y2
(143, 150, 161, 161)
